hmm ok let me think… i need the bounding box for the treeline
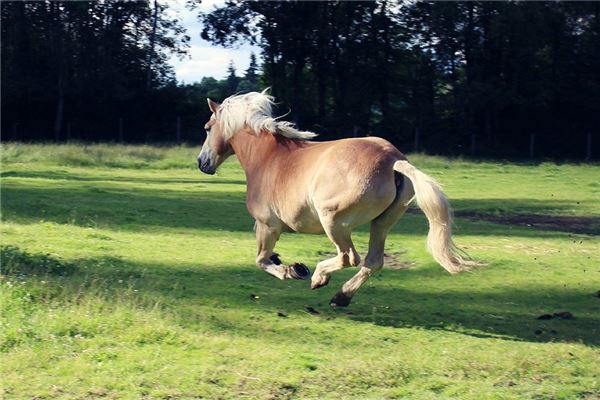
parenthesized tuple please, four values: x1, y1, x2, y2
(201, 1, 600, 158)
(1, 0, 252, 143)
(2, 1, 182, 142)
(2, 1, 599, 158)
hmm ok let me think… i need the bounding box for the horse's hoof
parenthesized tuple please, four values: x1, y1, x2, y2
(286, 263, 311, 280)
(310, 276, 330, 290)
(330, 292, 352, 307)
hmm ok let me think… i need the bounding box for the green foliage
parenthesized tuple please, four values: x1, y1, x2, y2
(1, 0, 189, 141)
(1, 143, 599, 398)
(3, 2, 598, 158)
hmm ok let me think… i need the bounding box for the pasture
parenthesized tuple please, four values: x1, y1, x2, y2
(1, 143, 599, 399)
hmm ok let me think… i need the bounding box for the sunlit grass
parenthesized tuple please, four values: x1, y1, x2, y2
(1, 143, 599, 399)
(0, 142, 197, 169)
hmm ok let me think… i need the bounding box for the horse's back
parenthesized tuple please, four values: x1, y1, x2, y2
(307, 137, 406, 228)
(268, 136, 406, 233)
(308, 136, 405, 187)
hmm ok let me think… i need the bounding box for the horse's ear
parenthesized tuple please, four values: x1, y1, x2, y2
(207, 98, 220, 114)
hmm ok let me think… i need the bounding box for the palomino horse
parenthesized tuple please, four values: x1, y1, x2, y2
(198, 90, 479, 307)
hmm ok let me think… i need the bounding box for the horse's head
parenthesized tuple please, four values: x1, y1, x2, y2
(197, 98, 234, 174)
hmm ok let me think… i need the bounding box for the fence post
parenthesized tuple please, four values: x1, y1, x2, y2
(414, 127, 420, 153)
(586, 133, 592, 161)
(529, 133, 535, 159)
(176, 116, 181, 143)
(118, 118, 123, 142)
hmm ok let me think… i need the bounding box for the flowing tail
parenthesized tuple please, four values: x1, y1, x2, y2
(393, 160, 481, 274)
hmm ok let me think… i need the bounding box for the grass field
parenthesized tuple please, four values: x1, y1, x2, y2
(1, 143, 599, 399)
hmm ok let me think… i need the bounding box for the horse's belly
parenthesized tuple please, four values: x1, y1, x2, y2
(280, 207, 325, 234)
(291, 221, 325, 234)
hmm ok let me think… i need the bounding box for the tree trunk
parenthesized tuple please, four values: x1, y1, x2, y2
(292, 58, 305, 125)
(378, 1, 391, 130)
(316, 3, 328, 119)
(54, 66, 65, 140)
(145, 0, 159, 89)
(52, 2, 65, 141)
(463, 2, 476, 143)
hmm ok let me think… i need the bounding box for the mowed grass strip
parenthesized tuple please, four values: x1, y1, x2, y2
(1, 143, 599, 399)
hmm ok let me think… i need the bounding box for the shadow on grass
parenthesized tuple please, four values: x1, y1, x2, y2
(0, 184, 254, 232)
(6, 247, 599, 347)
(1, 181, 594, 237)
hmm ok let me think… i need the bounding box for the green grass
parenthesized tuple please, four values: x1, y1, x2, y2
(1, 142, 599, 399)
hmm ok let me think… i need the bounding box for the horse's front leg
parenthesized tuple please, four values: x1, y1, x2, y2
(255, 221, 311, 280)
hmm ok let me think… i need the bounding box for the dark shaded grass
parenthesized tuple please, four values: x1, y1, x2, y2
(0, 245, 77, 276)
(1, 179, 595, 238)
(4, 246, 598, 349)
(0, 184, 252, 232)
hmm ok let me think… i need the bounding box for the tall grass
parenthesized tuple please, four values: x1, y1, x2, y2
(0, 142, 200, 169)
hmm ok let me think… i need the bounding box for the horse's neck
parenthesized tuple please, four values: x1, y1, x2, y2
(229, 129, 280, 179)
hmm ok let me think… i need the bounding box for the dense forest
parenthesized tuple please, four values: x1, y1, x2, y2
(2, 1, 599, 159)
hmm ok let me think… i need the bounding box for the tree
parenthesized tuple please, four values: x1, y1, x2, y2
(245, 53, 259, 85)
(1, 0, 190, 141)
(226, 60, 240, 94)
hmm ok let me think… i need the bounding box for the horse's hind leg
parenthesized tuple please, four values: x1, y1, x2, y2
(311, 223, 360, 289)
(330, 176, 414, 307)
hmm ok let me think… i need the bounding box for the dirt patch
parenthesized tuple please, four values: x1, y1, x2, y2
(458, 212, 600, 234)
(407, 209, 600, 234)
(383, 253, 415, 270)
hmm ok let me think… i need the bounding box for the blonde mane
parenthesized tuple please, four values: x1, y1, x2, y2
(218, 89, 318, 141)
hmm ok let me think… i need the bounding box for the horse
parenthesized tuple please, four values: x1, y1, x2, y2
(197, 90, 479, 307)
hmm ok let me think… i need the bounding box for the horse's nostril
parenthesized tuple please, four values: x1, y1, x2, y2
(198, 160, 216, 175)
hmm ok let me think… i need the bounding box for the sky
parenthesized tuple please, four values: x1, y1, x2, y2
(166, 0, 259, 83)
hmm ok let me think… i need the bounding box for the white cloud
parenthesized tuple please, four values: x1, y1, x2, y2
(165, 0, 259, 83)
(172, 43, 257, 83)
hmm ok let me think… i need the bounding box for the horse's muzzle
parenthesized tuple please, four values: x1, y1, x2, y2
(198, 154, 216, 175)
